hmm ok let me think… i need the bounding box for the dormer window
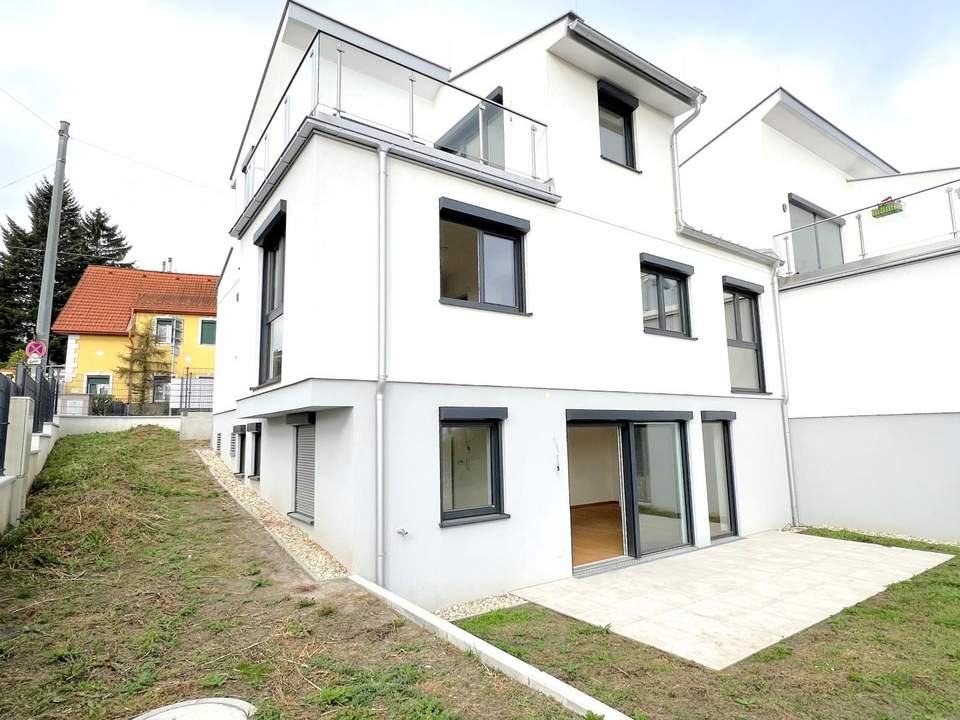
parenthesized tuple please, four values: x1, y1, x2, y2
(598, 80, 639, 169)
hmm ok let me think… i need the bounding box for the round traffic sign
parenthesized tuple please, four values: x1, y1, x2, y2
(25, 339, 46, 358)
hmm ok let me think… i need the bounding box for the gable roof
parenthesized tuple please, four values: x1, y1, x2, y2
(681, 87, 898, 176)
(52, 266, 218, 336)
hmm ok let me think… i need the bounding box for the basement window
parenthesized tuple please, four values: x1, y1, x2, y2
(439, 407, 509, 526)
(438, 198, 528, 314)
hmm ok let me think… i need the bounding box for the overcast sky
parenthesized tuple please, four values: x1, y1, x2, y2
(2, 0, 957, 274)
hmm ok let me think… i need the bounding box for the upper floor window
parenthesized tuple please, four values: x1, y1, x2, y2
(640, 253, 693, 338)
(438, 198, 528, 314)
(598, 80, 639, 169)
(723, 277, 765, 393)
(788, 193, 844, 273)
(199, 319, 217, 345)
(155, 318, 173, 344)
(254, 201, 286, 385)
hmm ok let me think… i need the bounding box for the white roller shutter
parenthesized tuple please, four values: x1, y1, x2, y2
(294, 424, 316, 518)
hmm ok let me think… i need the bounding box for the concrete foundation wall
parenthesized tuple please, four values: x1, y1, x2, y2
(56, 415, 182, 436)
(180, 412, 213, 441)
(792, 413, 960, 544)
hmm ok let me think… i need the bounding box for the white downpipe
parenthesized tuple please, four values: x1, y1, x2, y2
(376, 146, 389, 585)
(670, 94, 704, 233)
(771, 266, 800, 526)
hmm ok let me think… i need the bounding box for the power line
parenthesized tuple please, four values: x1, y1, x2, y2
(0, 87, 57, 131)
(0, 165, 53, 192)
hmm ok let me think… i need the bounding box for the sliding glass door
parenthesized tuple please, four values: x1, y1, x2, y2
(702, 421, 737, 539)
(632, 422, 691, 555)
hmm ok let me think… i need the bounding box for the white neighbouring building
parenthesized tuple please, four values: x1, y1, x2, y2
(212, 2, 798, 610)
(682, 87, 960, 544)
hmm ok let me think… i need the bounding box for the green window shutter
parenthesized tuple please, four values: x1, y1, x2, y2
(200, 320, 216, 345)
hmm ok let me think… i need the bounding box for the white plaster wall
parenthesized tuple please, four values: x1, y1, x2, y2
(382, 382, 791, 610)
(779, 253, 960, 418)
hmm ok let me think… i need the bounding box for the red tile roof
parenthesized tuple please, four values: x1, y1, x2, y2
(52, 266, 218, 336)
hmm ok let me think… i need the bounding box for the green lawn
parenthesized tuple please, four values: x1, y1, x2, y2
(0, 427, 570, 720)
(458, 529, 960, 720)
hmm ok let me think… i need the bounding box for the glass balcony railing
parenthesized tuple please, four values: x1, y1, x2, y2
(774, 179, 960, 275)
(242, 29, 550, 205)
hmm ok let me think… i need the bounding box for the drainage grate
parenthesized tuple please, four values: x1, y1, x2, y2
(573, 556, 642, 578)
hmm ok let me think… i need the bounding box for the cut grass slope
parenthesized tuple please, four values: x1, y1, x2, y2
(0, 427, 570, 720)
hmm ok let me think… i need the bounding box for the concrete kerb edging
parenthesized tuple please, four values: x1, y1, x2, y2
(350, 574, 632, 720)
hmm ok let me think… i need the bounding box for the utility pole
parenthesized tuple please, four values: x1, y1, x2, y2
(34, 120, 70, 374)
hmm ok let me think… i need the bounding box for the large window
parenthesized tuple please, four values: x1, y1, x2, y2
(255, 202, 286, 385)
(723, 277, 765, 392)
(788, 194, 844, 273)
(598, 81, 638, 169)
(86, 375, 110, 395)
(199, 319, 216, 345)
(439, 198, 527, 314)
(439, 407, 508, 525)
(640, 254, 693, 337)
(155, 318, 173, 344)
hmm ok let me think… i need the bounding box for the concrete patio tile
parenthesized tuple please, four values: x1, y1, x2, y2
(512, 530, 950, 670)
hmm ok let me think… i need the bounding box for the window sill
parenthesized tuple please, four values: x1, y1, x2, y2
(249, 377, 281, 392)
(247, 475, 260, 482)
(643, 327, 697, 341)
(600, 156, 642, 174)
(233, 472, 244, 479)
(287, 511, 314, 525)
(439, 298, 531, 316)
(439, 512, 511, 528)
(730, 388, 772, 395)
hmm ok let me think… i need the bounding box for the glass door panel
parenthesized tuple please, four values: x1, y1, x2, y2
(633, 422, 690, 554)
(703, 421, 737, 539)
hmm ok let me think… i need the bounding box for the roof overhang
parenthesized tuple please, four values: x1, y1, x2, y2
(762, 89, 898, 178)
(548, 18, 702, 117)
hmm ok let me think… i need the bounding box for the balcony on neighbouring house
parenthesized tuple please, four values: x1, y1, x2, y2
(238, 28, 550, 211)
(775, 178, 960, 280)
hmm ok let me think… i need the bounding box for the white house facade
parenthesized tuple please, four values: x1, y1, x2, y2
(683, 88, 960, 544)
(212, 2, 795, 610)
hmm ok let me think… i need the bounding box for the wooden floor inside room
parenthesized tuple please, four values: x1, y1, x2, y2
(570, 502, 625, 566)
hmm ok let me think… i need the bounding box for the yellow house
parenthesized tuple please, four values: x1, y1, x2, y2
(52, 266, 219, 409)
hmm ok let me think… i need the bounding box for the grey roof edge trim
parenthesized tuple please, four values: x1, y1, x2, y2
(787, 192, 845, 226)
(217, 246, 233, 288)
(701, 410, 736, 422)
(678, 225, 781, 268)
(680, 87, 780, 167)
(723, 275, 765, 295)
(779, 237, 960, 291)
(775, 89, 898, 175)
(288, 1, 450, 79)
(639, 252, 694, 276)
(229, 113, 560, 239)
(847, 165, 960, 183)
(449, 11, 581, 82)
(566, 19, 702, 105)
(566, 409, 694, 422)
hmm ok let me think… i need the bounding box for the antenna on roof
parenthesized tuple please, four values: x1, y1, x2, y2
(161, 260, 166, 272)
(168, 257, 173, 273)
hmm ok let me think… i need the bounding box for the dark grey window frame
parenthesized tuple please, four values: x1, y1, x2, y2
(438, 407, 509, 527)
(598, 80, 639, 170)
(788, 193, 845, 272)
(640, 253, 694, 338)
(247, 422, 262, 479)
(723, 281, 766, 393)
(700, 413, 738, 540)
(232, 424, 247, 478)
(438, 198, 528, 315)
(256, 201, 286, 386)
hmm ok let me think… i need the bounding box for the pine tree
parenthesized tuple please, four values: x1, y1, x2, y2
(83, 208, 131, 266)
(114, 325, 169, 413)
(0, 178, 131, 363)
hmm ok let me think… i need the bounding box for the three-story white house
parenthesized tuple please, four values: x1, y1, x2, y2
(213, 2, 794, 610)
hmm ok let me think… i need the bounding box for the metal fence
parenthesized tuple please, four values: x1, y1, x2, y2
(59, 367, 214, 417)
(175, 368, 214, 413)
(0, 373, 13, 474)
(14, 363, 58, 433)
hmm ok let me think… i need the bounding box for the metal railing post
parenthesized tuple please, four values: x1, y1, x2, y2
(948, 186, 958, 242)
(530, 125, 537, 178)
(335, 47, 343, 117)
(477, 102, 486, 164)
(408, 76, 416, 140)
(856, 213, 866, 259)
